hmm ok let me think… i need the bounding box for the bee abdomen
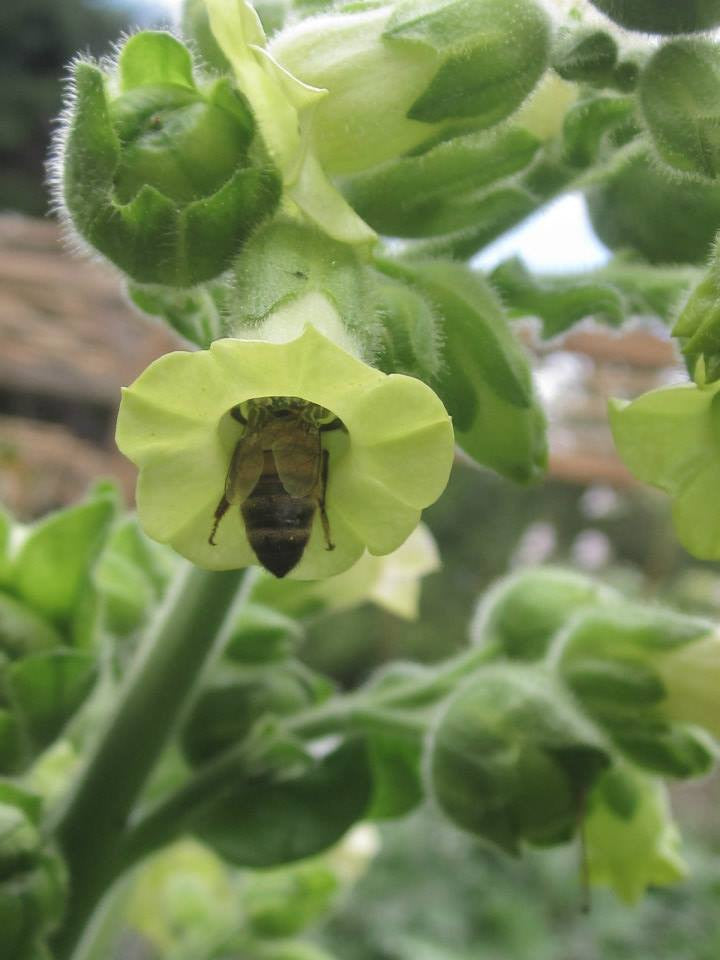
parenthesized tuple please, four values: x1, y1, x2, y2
(241, 470, 316, 578)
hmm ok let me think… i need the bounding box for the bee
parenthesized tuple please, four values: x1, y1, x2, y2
(209, 397, 343, 578)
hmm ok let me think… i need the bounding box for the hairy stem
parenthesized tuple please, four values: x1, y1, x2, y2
(51, 564, 249, 960)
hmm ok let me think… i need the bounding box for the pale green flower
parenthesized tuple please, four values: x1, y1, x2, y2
(609, 380, 720, 559)
(116, 323, 453, 580)
(585, 766, 687, 904)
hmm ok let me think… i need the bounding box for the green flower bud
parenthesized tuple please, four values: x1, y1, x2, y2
(58, 31, 281, 286)
(609, 379, 720, 560)
(269, 0, 550, 176)
(116, 322, 454, 580)
(558, 603, 717, 776)
(640, 39, 720, 180)
(125, 839, 238, 954)
(181, 659, 330, 765)
(588, 0, 720, 34)
(673, 251, 720, 383)
(0, 801, 39, 881)
(472, 566, 619, 661)
(584, 765, 686, 903)
(587, 148, 720, 264)
(429, 665, 610, 852)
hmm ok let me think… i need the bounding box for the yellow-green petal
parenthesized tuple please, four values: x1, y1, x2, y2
(117, 325, 453, 579)
(608, 383, 720, 494)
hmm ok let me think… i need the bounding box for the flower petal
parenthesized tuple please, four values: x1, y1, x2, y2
(672, 461, 720, 559)
(608, 383, 720, 494)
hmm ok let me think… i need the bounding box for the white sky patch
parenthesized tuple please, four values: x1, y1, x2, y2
(473, 192, 611, 275)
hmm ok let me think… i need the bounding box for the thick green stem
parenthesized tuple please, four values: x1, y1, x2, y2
(51, 564, 249, 960)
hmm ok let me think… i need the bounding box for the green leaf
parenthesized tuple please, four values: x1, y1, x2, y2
(343, 128, 540, 238)
(562, 95, 637, 169)
(7, 651, 96, 754)
(407, 185, 538, 261)
(587, 147, 720, 265)
(0, 509, 12, 589)
(118, 31, 195, 91)
(588, 0, 720, 34)
(182, 0, 232, 73)
(0, 711, 23, 776)
(640, 39, 720, 180)
(0, 594, 62, 660)
(366, 730, 423, 820)
(12, 494, 115, 631)
(385, 0, 550, 125)
(552, 27, 618, 86)
(128, 280, 227, 349)
(489, 257, 625, 337)
(429, 665, 610, 852)
(181, 661, 328, 766)
(372, 278, 443, 382)
(226, 602, 304, 665)
(193, 740, 372, 867)
(378, 257, 547, 481)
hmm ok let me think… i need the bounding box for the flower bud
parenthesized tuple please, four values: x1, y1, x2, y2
(672, 252, 720, 383)
(0, 786, 66, 958)
(640, 39, 720, 181)
(584, 765, 686, 903)
(58, 31, 281, 286)
(429, 665, 610, 852)
(472, 566, 619, 661)
(269, 0, 550, 176)
(588, 0, 720, 34)
(558, 603, 718, 776)
(587, 148, 720, 264)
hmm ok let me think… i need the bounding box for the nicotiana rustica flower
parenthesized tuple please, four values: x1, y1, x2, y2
(115, 320, 454, 580)
(609, 379, 720, 559)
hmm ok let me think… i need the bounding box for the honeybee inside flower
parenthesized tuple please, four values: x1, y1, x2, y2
(116, 322, 454, 579)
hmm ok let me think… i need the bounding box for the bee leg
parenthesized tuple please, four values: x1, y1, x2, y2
(209, 494, 231, 545)
(230, 405, 247, 425)
(320, 417, 346, 433)
(318, 448, 335, 551)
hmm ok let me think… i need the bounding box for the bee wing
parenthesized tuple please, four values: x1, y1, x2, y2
(272, 429, 321, 497)
(225, 431, 264, 504)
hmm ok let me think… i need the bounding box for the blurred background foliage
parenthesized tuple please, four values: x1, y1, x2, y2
(2, 0, 720, 957)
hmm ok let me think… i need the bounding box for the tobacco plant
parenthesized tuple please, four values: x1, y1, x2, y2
(3, 0, 720, 957)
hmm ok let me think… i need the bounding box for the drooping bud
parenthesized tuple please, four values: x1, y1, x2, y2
(640, 39, 720, 180)
(584, 765, 686, 903)
(558, 603, 717, 776)
(588, 0, 720, 34)
(269, 0, 551, 177)
(429, 665, 610, 852)
(58, 31, 281, 286)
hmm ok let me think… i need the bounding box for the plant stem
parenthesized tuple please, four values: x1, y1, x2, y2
(51, 564, 249, 960)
